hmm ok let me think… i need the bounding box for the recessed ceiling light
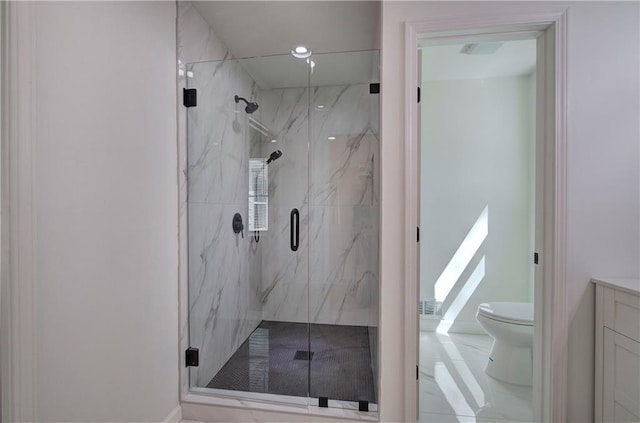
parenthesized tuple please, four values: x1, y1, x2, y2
(270, 139, 277, 143)
(291, 45, 312, 59)
(328, 136, 336, 140)
(316, 104, 325, 110)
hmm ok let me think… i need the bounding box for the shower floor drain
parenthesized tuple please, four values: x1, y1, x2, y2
(293, 350, 314, 361)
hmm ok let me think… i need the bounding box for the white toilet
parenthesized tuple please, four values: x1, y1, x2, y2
(476, 302, 534, 386)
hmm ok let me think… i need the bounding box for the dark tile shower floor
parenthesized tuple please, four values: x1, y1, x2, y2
(207, 321, 376, 403)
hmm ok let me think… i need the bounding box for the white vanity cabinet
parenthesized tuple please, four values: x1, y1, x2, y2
(593, 278, 640, 423)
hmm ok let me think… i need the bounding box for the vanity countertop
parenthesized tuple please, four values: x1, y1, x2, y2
(592, 277, 640, 296)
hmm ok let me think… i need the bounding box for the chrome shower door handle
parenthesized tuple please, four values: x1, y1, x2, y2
(290, 208, 299, 251)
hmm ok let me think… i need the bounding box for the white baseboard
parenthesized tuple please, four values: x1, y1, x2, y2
(448, 321, 486, 335)
(163, 405, 182, 423)
(419, 316, 440, 332)
(419, 318, 486, 335)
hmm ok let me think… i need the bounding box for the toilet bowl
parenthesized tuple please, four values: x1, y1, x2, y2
(476, 302, 533, 386)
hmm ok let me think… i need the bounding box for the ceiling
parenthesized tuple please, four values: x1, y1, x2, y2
(422, 39, 537, 81)
(227, 50, 378, 90)
(192, 1, 380, 59)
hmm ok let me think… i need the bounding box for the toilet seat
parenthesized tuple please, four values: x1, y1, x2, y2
(477, 302, 533, 326)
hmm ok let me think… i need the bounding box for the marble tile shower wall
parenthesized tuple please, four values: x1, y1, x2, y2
(179, 1, 263, 387)
(259, 84, 379, 327)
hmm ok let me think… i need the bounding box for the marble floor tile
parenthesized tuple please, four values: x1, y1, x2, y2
(420, 332, 493, 365)
(419, 332, 533, 423)
(420, 411, 513, 422)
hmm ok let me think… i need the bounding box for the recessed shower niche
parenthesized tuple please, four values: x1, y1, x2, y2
(185, 50, 380, 410)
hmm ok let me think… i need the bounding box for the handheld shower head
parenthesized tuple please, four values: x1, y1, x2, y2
(234, 95, 259, 114)
(266, 150, 283, 164)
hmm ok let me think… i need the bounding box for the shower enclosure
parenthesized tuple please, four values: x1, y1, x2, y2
(185, 50, 379, 411)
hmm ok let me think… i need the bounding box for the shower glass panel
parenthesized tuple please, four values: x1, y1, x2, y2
(185, 50, 379, 411)
(186, 54, 310, 405)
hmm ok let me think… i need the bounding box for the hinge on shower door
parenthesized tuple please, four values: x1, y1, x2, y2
(534, 252, 539, 264)
(183, 88, 197, 107)
(185, 347, 199, 367)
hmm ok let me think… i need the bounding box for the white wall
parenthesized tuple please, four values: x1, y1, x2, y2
(420, 75, 534, 331)
(381, 2, 639, 422)
(34, 2, 178, 421)
(0, 13, 3, 418)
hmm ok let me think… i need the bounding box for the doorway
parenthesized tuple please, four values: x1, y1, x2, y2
(404, 12, 569, 422)
(418, 37, 537, 422)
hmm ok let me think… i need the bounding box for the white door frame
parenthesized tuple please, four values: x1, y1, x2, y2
(1, 1, 38, 422)
(404, 8, 568, 423)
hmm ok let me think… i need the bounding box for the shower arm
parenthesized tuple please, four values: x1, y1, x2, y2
(235, 95, 250, 106)
(234, 95, 259, 114)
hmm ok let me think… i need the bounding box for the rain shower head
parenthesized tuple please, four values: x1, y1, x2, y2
(266, 150, 283, 164)
(234, 95, 259, 114)
(245, 102, 259, 114)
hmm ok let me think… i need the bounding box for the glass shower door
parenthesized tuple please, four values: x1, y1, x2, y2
(308, 50, 380, 410)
